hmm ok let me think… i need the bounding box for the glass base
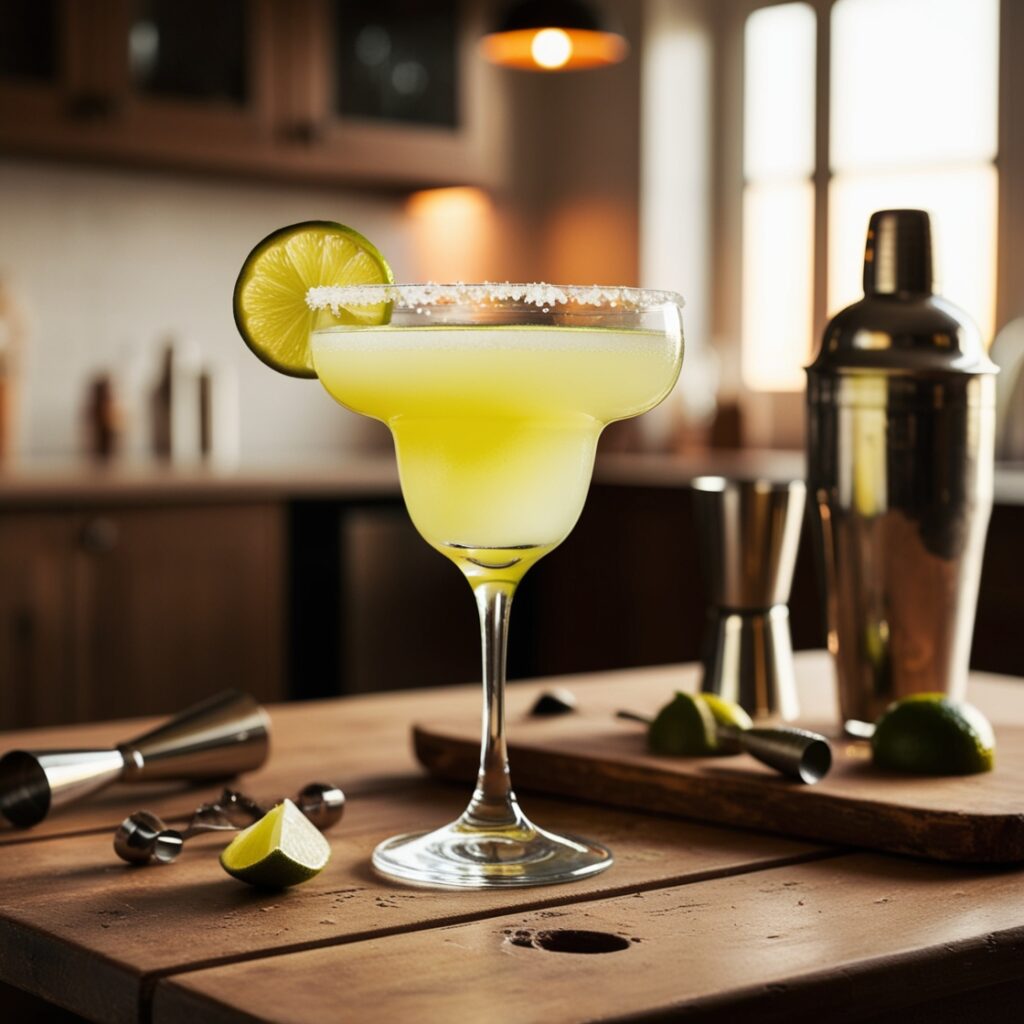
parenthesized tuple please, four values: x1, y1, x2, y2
(372, 816, 613, 889)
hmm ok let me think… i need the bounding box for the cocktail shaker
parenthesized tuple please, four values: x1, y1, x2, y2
(807, 209, 997, 726)
(692, 477, 805, 721)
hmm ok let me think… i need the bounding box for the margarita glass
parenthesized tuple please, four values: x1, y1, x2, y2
(308, 282, 684, 888)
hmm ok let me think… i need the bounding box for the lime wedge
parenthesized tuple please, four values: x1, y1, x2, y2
(220, 799, 331, 888)
(233, 221, 393, 378)
(648, 692, 718, 756)
(700, 694, 753, 731)
(871, 693, 995, 775)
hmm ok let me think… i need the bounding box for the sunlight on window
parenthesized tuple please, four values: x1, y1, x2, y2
(829, 0, 999, 342)
(743, 181, 815, 391)
(741, 2, 816, 391)
(831, 0, 998, 171)
(829, 167, 998, 338)
(744, 3, 816, 180)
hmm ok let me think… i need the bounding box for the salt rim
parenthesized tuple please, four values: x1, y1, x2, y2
(306, 281, 684, 313)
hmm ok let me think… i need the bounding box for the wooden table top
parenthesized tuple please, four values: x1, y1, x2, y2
(2, 652, 1024, 1023)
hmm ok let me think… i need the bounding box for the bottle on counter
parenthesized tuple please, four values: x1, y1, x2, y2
(806, 209, 997, 726)
(0, 278, 25, 462)
(199, 361, 241, 467)
(84, 372, 123, 461)
(150, 336, 201, 462)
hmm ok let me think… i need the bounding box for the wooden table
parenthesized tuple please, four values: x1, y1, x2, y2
(2, 651, 1024, 1023)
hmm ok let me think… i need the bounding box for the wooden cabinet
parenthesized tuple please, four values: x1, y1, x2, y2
(0, 512, 75, 728)
(0, 0, 502, 188)
(0, 503, 285, 730)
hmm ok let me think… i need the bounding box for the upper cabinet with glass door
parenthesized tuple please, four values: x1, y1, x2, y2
(0, 0, 280, 174)
(0, 1, 59, 96)
(0, 0, 65, 145)
(274, 0, 502, 186)
(0, 0, 501, 188)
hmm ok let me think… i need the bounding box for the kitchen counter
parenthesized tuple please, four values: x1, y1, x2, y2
(0, 457, 402, 505)
(2, 450, 1023, 504)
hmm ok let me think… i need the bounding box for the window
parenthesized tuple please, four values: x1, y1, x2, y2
(740, 0, 1000, 392)
(741, 2, 816, 391)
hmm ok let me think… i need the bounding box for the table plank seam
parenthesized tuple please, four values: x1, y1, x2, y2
(136, 847, 850, 1024)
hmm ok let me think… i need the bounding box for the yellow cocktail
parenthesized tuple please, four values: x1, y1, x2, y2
(306, 282, 684, 889)
(313, 323, 678, 582)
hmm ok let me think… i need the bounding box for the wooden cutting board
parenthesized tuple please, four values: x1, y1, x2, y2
(414, 688, 1024, 864)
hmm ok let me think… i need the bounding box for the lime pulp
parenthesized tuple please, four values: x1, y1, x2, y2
(220, 799, 331, 888)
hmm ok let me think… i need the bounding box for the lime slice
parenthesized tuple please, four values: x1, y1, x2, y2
(697, 694, 753, 755)
(233, 221, 393, 378)
(220, 799, 331, 888)
(700, 694, 754, 731)
(648, 692, 718, 756)
(871, 693, 995, 775)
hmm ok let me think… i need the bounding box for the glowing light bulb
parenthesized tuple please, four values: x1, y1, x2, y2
(531, 28, 573, 70)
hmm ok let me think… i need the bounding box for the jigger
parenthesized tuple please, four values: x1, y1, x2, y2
(616, 710, 831, 784)
(0, 690, 270, 828)
(717, 725, 831, 784)
(692, 477, 806, 721)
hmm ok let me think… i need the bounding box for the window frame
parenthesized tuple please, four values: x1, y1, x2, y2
(709, 0, 1022, 447)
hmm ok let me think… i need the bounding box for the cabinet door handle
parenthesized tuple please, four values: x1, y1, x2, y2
(79, 517, 120, 553)
(66, 94, 119, 121)
(280, 120, 324, 145)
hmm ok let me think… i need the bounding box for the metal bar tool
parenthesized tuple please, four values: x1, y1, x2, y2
(0, 690, 270, 828)
(807, 209, 997, 725)
(691, 477, 806, 720)
(114, 782, 345, 864)
(616, 710, 831, 784)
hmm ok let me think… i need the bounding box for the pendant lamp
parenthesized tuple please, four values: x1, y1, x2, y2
(481, 1, 629, 72)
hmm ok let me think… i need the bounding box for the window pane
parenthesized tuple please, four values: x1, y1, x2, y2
(742, 181, 815, 390)
(129, 0, 248, 106)
(744, 2, 816, 180)
(831, 0, 998, 171)
(828, 166, 998, 341)
(0, 0, 57, 82)
(334, 1, 458, 127)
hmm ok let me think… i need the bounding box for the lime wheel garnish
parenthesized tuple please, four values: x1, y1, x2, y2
(233, 220, 393, 378)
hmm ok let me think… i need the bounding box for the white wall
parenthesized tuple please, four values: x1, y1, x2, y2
(0, 158, 416, 461)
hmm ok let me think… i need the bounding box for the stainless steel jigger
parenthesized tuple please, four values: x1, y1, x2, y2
(717, 725, 831, 784)
(114, 783, 346, 864)
(0, 690, 270, 828)
(616, 710, 831, 784)
(691, 477, 806, 721)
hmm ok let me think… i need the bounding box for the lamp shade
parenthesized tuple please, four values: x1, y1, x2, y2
(481, 0, 628, 72)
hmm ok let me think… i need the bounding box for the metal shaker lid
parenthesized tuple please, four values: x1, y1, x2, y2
(808, 209, 996, 377)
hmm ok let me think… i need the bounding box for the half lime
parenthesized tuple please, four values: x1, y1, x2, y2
(871, 694, 995, 775)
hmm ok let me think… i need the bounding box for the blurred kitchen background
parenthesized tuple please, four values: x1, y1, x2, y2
(1, 0, 1022, 728)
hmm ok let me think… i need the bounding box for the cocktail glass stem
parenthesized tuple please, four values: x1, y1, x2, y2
(460, 580, 524, 830)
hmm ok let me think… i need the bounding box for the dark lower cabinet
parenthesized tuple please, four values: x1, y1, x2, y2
(972, 503, 1024, 677)
(1, 485, 1019, 731)
(331, 484, 1022, 696)
(0, 503, 285, 730)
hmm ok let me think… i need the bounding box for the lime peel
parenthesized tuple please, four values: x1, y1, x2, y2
(647, 692, 753, 757)
(220, 799, 331, 888)
(648, 692, 718, 756)
(871, 693, 995, 776)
